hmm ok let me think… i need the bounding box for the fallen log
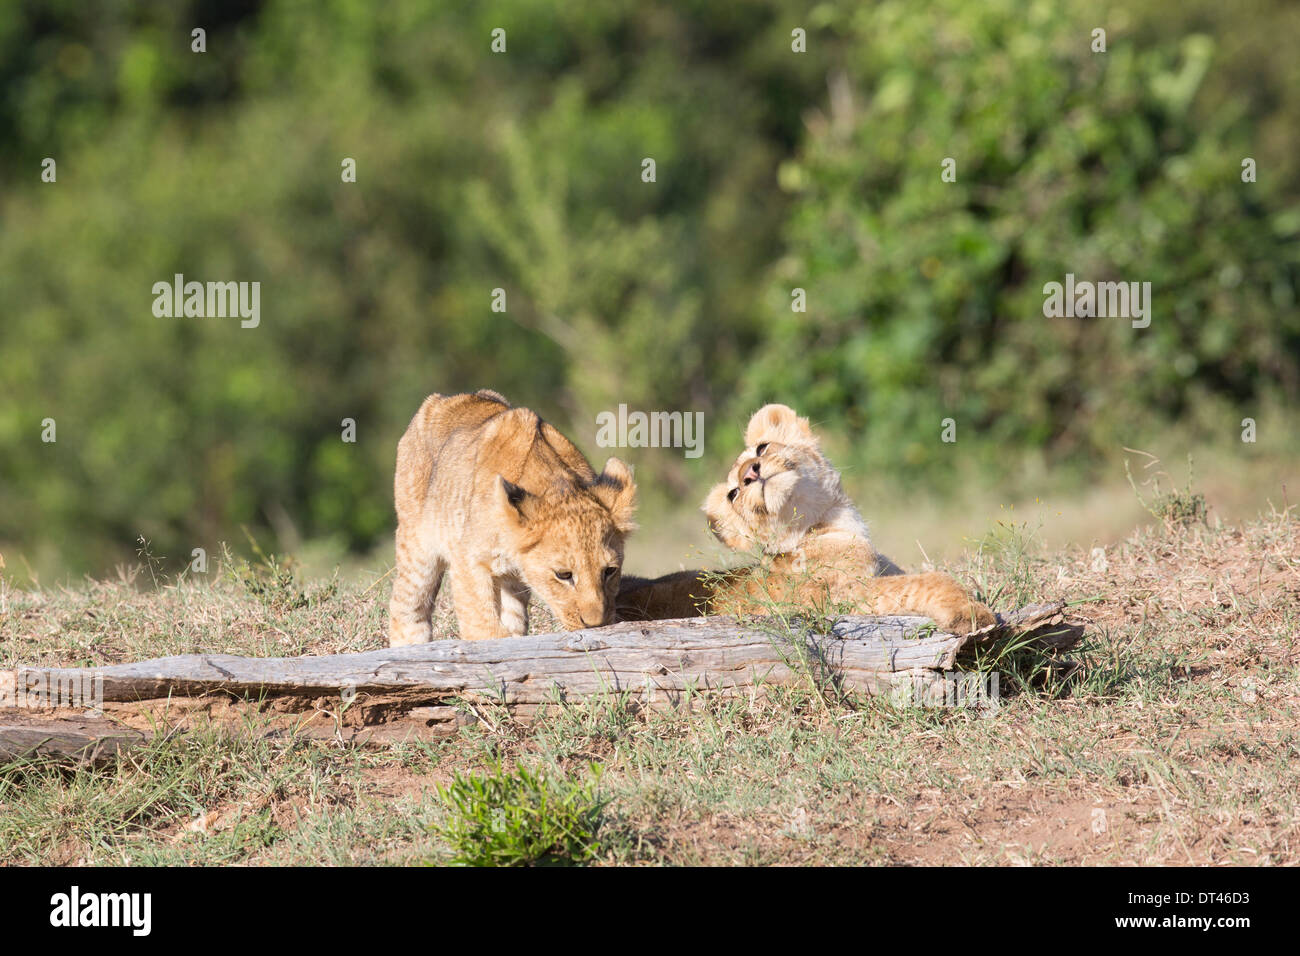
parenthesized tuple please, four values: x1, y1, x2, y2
(0, 603, 1083, 757)
(0, 712, 146, 764)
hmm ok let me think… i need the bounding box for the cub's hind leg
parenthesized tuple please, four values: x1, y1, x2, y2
(388, 525, 448, 647)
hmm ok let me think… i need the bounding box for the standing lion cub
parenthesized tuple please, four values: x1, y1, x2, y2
(388, 390, 636, 645)
(618, 404, 995, 634)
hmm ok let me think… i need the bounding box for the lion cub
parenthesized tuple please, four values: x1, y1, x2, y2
(618, 404, 995, 635)
(389, 390, 636, 644)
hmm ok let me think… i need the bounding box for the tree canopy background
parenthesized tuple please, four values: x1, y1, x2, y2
(1, 0, 1297, 579)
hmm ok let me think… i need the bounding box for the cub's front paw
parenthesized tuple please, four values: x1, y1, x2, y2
(388, 621, 433, 647)
(944, 600, 997, 636)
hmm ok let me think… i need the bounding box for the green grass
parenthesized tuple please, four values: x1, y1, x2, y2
(430, 761, 613, 866)
(1, 507, 1297, 865)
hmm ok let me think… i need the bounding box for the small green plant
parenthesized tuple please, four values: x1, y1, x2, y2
(223, 533, 337, 611)
(1124, 450, 1208, 528)
(134, 535, 168, 588)
(431, 762, 609, 866)
(970, 510, 1044, 610)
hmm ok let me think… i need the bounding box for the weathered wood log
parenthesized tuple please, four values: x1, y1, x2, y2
(0, 603, 1082, 756)
(962, 601, 1086, 652)
(0, 713, 146, 764)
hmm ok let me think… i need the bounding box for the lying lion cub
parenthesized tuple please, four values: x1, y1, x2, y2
(389, 390, 636, 644)
(618, 404, 995, 635)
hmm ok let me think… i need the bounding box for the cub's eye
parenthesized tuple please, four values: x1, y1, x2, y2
(603, 566, 619, 579)
(555, 570, 573, 582)
(755, 443, 769, 456)
(727, 488, 739, 502)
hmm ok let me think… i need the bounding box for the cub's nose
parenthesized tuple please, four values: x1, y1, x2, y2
(740, 459, 762, 485)
(578, 601, 608, 629)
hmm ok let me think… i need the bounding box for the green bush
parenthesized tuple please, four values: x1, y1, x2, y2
(743, 0, 1299, 480)
(431, 761, 609, 866)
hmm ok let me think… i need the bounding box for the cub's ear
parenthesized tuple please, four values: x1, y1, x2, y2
(593, 457, 638, 534)
(744, 403, 815, 449)
(497, 476, 535, 523)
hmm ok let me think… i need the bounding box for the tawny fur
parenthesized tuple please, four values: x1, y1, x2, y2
(618, 404, 995, 635)
(389, 390, 636, 644)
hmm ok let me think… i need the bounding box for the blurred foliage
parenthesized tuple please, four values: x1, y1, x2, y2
(748, 0, 1300, 475)
(0, 0, 1296, 576)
